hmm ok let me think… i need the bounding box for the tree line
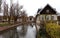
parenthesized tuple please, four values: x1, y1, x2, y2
(1, 0, 27, 24)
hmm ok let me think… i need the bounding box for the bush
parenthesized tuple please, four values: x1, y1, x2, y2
(37, 32, 41, 38)
(46, 23, 60, 38)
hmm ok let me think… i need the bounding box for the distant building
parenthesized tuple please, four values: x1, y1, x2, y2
(36, 4, 58, 25)
(27, 16, 35, 23)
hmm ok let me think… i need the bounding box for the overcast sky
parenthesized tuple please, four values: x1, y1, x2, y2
(3, 0, 60, 16)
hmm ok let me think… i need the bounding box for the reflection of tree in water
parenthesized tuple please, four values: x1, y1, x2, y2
(20, 25, 27, 36)
(30, 23, 33, 27)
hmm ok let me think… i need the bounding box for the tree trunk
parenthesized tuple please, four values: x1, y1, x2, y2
(8, 16, 10, 24)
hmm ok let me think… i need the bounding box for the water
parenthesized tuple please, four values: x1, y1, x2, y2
(17, 25, 36, 38)
(0, 24, 39, 38)
(0, 35, 3, 38)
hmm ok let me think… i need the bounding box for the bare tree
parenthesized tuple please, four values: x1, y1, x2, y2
(0, 0, 2, 13)
(8, 4, 13, 23)
(13, 3, 23, 23)
(20, 10, 27, 35)
(21, 10, 27, 24)
(3, 1, 8, 22)
(3, 0, 23, 24)
(13, 3, 19, 23)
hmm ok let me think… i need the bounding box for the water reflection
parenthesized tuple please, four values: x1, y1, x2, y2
(26, 25, 36, 38)
(0, 35, 3, 38)
(17, 25, 36, 38)
(0, 24, 37, 38)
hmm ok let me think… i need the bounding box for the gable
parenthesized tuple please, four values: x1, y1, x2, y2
(40, 4, 57, 14)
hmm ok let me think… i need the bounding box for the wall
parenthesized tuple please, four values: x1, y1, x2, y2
(36, 14, 57, 25)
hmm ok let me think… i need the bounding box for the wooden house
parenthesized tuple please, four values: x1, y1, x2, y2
(36, 4, 57, 25)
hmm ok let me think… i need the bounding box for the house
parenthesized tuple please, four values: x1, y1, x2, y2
(27, 16, 35, 23)
(36, 4, 58, 25)
(57, 13, 60, 25)
(57, 16, 60, 25)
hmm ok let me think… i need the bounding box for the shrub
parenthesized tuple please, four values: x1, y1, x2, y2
(46, 23, 60, 38)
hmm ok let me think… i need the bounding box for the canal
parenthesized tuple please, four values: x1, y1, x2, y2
(0, 24, 38, 38)
(17, 24, 37, 38)
(0, 24, 51, 38)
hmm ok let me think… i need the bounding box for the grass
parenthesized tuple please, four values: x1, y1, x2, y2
(0, 22, 13, 27)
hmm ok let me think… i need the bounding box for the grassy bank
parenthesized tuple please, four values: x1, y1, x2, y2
(0, 22, 13, 27)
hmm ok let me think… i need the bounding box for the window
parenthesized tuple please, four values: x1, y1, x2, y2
(42, 16, 44, 20)
(51, 15, 57, 20)
(40, 15, 45, 20)
(30, 18, 32, 20)
(51, 16, 54, 20)
(46, 10, 49, 13)
(46, 15, 50, 20)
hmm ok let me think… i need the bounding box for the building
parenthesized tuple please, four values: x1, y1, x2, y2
(36, 4, 58, 25)
(28, 16, 34, 22)
(57, 16, 60, 25)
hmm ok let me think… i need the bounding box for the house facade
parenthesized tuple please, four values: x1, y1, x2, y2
(36, 4, 58, 25)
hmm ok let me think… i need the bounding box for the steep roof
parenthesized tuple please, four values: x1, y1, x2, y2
(39, 4, 57, 14)
(36, 4, 57, 20)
